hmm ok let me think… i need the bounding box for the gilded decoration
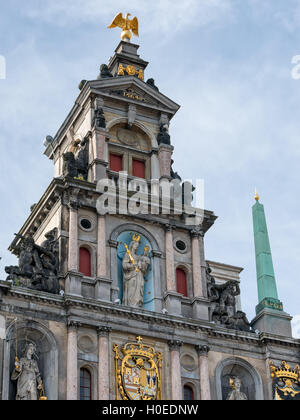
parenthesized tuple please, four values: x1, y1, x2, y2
(270, 361, 300, 400)
(117, 64, 144, 81)
(113, 336, 162, 400)
(108, 13, 139, 42)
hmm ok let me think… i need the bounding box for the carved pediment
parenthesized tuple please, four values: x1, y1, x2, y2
(90, 77, 180, 115)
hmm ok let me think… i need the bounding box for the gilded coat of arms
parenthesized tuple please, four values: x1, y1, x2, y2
(113, 336, 162, 400)
(270, 360, 300, 400)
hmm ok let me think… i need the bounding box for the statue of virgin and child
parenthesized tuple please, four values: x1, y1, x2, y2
(122, 235, 150, 308)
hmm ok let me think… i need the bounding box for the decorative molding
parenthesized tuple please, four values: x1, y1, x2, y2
(1, 283, 299, 349)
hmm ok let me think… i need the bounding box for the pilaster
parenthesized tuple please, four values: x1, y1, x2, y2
(168, 340, 183, 400)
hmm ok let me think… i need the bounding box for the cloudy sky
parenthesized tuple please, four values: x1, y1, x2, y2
(0, 0, 300, 336)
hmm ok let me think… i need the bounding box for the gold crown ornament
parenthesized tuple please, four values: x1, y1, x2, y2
(270, 360, 300, 382)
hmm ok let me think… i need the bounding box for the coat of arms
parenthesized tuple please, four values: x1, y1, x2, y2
(270, 360, 300, 400)
(113, 336, 162, 400)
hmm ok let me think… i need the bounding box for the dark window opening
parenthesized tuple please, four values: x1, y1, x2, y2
(80, 368, 92, 400)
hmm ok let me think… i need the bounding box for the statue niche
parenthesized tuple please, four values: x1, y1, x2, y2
(122, 235, 150, 308)
(63, 135, 90, 180)
(4, 320, 58, 401)
(11, 342, 46, 400)
(207, 265, 251, 332)
(5, 228, 60, 294)
(117, 231, 154, 311)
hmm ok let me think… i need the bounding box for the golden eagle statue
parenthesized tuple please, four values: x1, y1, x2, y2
(108, 13, 139, 42)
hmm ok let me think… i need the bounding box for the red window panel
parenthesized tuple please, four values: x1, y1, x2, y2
(132, 159, 145, 179)
(110, 153, 123, 172)
(176, 268, 188, 297)
(184, 385, 194, 401)
(80, 368, 92, 400)
(79, 247, 91, 277)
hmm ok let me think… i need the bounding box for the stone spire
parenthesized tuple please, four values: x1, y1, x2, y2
(251, 192, 292, 338)
(252, 192, 283, 314)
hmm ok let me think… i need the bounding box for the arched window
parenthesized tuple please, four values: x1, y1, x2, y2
(176, 267, 188, 297)
(80, 368, 92, 400)
(79, 247, 92, 277)
(183, 385, 194, 400)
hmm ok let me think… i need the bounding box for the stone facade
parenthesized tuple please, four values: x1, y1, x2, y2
(0, 40, 299, 401)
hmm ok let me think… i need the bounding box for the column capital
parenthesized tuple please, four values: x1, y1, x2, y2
(165, 223, 175, 233)
(168, 339, 183, 351)
(195, 344, 210, 356)
(67, 320, 81, 331)
(64, 188, 81, 210)
(97, 326, 112, 337)
(190, 227, 204, 239)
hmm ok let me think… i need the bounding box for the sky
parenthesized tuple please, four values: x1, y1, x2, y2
(0, 0, 300, 337)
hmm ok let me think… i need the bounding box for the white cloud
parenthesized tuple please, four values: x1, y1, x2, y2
(291, 315, 300, 338)
(22, 0, 234, 35)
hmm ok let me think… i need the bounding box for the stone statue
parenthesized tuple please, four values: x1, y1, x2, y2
(140, 246, 151, 276)
(97, 64, 113, 79)
(5, 230, 60, 294)
(63, 152, 78, 178)
(146, 78, 159, 91)
(93, 107, 106, 129)
(157, 124, 171, 146)
(63, 136, 90, 180)
(207, 265, 251, 332)
(226, 377, 248, 400)
(11, 343, 44, 400)
(76, 137, 89, 180)
(122, 237, 150, 308)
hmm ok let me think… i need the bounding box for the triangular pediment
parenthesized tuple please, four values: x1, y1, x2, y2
(88, 77, 180, 116)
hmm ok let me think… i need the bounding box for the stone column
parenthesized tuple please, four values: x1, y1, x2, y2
(65, 189, 83, 296)
(95, 216, 112, 302)
(196, 345, 211, 400)
(165, 224, 176, 292)
(191, 229, 203, 298)
(158, 144, 174, 179)
(164, 225, 182, 316)
(68, 204, 79, 272)
(168, 340, 183, 400)
(108, 240, 120, 303)
(191, 228, 209, 320)
(67, 322, 79, 400)
(90, 128, 109, 182)
(97, 215, 107, 277)
(97, 326, 112, 401)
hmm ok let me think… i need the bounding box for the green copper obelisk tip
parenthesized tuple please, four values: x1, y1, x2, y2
(252, 193, 283, 314)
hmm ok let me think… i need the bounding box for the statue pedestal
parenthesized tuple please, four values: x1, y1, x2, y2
(251, 308, 293, 337)
(164, 291, 182, 316)
(64, 271, 83, 297)
(95, 277, 113, 302)
(191, 297, 210, 321)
